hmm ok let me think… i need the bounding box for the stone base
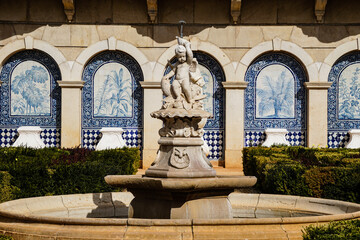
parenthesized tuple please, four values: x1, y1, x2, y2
(105, 175, 257, 219)
(12, 126, 45, 149)
(262, 128, 290, 147)
(145, 137, 216, 178)
(95, 127, 126, 150)
(345, 129, 360, 149)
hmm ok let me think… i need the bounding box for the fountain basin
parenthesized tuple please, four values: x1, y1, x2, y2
(0, 192, 359, 239)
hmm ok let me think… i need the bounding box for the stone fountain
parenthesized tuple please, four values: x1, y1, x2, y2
(105, 35, 257, 219)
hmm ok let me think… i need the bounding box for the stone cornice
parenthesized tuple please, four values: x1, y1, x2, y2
(140, 81, 161, 89)
(57, 81, 85, 88)
(304, 82, 332, 89)
(222, 81, 248, 89)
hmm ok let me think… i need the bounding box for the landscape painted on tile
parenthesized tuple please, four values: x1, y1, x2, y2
(10, 60, 51, 116)
(338, 63, 360, 120)
(198, 64, 214, 114)
(255, 64, 295, 119)
(93, 62, 133, 118)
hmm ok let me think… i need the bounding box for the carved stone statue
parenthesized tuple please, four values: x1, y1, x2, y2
(161, 37, 206, 110)
(146, 36, 215, 178)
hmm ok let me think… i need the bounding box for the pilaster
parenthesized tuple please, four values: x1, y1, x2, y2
(58, 80, 85, 148)
(140, 81, 162, 169)
(305, 82, 332, 147)
(223, 81, 248, 169)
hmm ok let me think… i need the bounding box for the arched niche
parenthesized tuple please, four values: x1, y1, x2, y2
(244, 52, 307, 147)
(165, 51, 225, 160)
(81, 50, 144, 149)
(0, 50, 62, 147)
(327, 51, 360, 148)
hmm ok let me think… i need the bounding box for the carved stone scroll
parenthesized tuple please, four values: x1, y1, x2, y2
(315, 0, 328, 23)
(62, 0, 75, 23)
(231, 0, 242, 24)
(147, 0, 158, 23)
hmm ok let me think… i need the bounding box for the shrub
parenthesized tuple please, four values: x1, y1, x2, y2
(243, 146, 360, 203)
(303, 220, 360, 240)
(0, 171, 20, 203)
(0, 147, 140, 202)
(0, 235, 13, 240)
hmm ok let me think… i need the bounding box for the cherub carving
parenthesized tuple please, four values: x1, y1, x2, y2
(161, 37, 206, 110)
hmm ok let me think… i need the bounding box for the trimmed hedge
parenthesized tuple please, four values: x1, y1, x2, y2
(243, 146, 360, 203)
(0, 235, 13, 240)
(302, 220, 360, 240)
(0, 147, 140, 202)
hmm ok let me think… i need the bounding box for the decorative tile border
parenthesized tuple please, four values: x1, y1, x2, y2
(328, 131, 349, 148)
(245, 131, 306, 147)
(203, 129, 224, 160)
(41, 128, 61, 148)
(0, 128, 17, 147)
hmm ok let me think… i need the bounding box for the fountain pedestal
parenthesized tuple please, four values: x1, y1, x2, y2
(105, 175, 257, 219)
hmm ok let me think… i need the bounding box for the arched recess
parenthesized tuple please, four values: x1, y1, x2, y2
(159, 40, 230, 161)
(0, 37, 66, 147)
(72, 38, 150, 150)
(0, 37, 70, 80)
(327, 49, 360, 148)
(239, 39, 318, 148)
(72, 37, 152, 82)
(244, 52, 308, 147)
(237, 38, 318, 83)
(80, 50, 144, 149)
(318, 39, 360, 148)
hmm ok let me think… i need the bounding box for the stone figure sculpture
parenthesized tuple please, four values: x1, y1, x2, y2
(147, 34, 214, 177)
(161, 37, 206, 110)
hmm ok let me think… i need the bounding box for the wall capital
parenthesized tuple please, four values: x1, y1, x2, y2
(58, 81, 85, 88)
(304, 82, 332, 89)
(222, 81, 248, 89)
(140, 81, 161, 89)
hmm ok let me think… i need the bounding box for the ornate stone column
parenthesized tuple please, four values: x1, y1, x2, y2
(304, 82, 332, 147)
(140, 81, 163, 169)
(223, 81, 248, 169)
(58, 80, 85, 148)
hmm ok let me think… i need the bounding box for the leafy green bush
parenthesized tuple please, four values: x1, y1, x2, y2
(303, 220, 360, 240)
(0, 235, 13, 240)
(0, 147, 140, 202)
(243, 146, 360, 203)
(0, 171, 20, 202)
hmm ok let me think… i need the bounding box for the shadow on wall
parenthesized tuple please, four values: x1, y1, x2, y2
(1, 0, 360, 45)
(1, 24, 360, 47)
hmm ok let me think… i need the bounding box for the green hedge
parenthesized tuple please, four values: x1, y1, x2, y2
(0, 235, 13, 240)
(0, 147, 140, 202)
(243, 146, 360, 203)
(302, 220, 360, 240)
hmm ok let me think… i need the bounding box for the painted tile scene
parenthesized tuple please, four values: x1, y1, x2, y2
(338, 63, 360, 119)
(256, 64, 295, 119)
(93, 62, 133, 118)
(10, 61, 51, 116)
(198, 64, 214, 114)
